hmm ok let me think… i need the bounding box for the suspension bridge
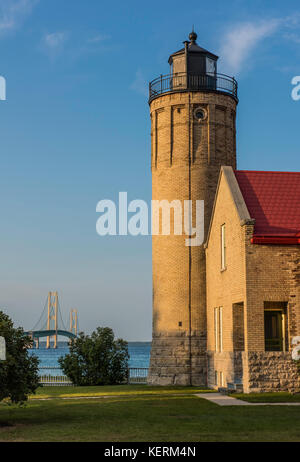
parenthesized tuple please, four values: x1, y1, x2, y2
(24, 292, 79, 349)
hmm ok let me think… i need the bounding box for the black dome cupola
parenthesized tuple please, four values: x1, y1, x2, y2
(168, 30, 218, 76)
(149, 31, 237, 103)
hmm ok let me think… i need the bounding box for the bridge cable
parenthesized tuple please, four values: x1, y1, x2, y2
(31, 296, 48, 331)
(57, 298, 67, 332)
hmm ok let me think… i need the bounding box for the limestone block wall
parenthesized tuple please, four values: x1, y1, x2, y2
(242, 352, 300, 393)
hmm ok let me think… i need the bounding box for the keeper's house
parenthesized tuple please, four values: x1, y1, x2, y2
(206, 167, 300, 393)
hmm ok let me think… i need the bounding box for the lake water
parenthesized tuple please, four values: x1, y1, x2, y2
(28, 341, 151, 376)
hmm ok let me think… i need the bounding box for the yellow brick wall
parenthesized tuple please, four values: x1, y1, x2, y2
(245, 236, 300, 351)
(206, 170, 300, 391)
(206, 172, 246, 354)
(149, 91, 237, 385)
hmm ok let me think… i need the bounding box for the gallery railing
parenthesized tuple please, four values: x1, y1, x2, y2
(149, 72, 238, 102)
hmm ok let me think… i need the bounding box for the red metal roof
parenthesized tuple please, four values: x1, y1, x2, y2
(235, 170, 300, 245)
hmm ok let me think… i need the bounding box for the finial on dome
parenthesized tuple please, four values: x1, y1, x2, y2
(189, 27, 197, 43)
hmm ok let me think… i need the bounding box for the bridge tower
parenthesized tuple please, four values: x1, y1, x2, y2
(46, 291, 58, 349)
(69, 309, 78, 336)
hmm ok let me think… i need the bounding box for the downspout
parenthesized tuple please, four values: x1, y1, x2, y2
(188, 92, 192, 387)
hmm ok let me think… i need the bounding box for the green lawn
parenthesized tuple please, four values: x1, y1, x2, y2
(1, 386, 300, 442)
(30, 384, 213, 399)
(234, 392, 300, 403)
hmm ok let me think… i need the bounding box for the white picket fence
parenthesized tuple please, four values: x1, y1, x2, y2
(39, 367, 73, 386)
(128, 368, 148, 384)
(38, 367, 149, 386)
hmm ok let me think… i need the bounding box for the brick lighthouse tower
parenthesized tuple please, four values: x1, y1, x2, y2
(148, 31, 238, 385)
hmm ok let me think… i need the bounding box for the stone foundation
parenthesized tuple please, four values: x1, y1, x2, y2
(207, 351, 300, 393)
(150, 344, 300, 391)
(243, 352, 300, 393)
(148, 333, 207, 386)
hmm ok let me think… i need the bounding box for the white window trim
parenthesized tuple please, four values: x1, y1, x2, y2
(221, 224, 226, 271)
(215, 307, 223, 353)
(219, 307, 223, 353)
(214, 308, 219, 352)
(220, 371, 224, 387)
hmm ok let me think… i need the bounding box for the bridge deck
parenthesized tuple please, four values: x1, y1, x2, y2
(24, 330, 77, 339)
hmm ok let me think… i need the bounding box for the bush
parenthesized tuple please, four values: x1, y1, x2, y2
(0, 311, 40, 404)
(58, 327, 129, 386)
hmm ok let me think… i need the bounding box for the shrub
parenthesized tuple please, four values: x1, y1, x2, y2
(0, 311, 39, 404)
(59, 327, 129, 386)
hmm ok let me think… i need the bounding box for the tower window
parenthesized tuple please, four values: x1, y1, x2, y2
(194, 107, 207, 121)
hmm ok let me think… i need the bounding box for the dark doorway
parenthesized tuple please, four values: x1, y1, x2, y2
(264, 310, 284, 351)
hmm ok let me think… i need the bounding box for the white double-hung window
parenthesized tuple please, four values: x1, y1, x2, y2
(214, 307, 223, 352)
(221, 224, 226, 270)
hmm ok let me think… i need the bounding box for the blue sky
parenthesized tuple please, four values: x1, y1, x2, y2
(0, 0, 299, 341)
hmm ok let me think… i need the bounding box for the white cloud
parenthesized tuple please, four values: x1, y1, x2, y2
(220, 19, 280, 75)
(87, 34, 110, 44)
(44, 31, 68, 49)
(41, 31, 69, 58)
(130, 69, 148, 97)
(40, 31, 111, 61)
(220, 14, 300, 75)
(0, 0, 38, 36)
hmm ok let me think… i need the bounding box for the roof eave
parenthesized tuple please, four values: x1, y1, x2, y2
(251, 236, 300, 245)
(168, 49, 218, 65)
(205, 166, 253, 248)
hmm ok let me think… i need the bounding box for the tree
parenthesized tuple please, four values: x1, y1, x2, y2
(59, 327, 129, 386)
(0, 311, 40, 404)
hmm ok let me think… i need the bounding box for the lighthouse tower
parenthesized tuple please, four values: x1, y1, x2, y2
(148, 31, 238, 385)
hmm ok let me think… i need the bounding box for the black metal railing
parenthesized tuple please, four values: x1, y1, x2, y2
(149, 72, 238, 102)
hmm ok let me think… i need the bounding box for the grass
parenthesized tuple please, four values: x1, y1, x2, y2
(30, 384, 213, 399)
(1, 386, 300, 441)
(233, 392, 300, 403)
